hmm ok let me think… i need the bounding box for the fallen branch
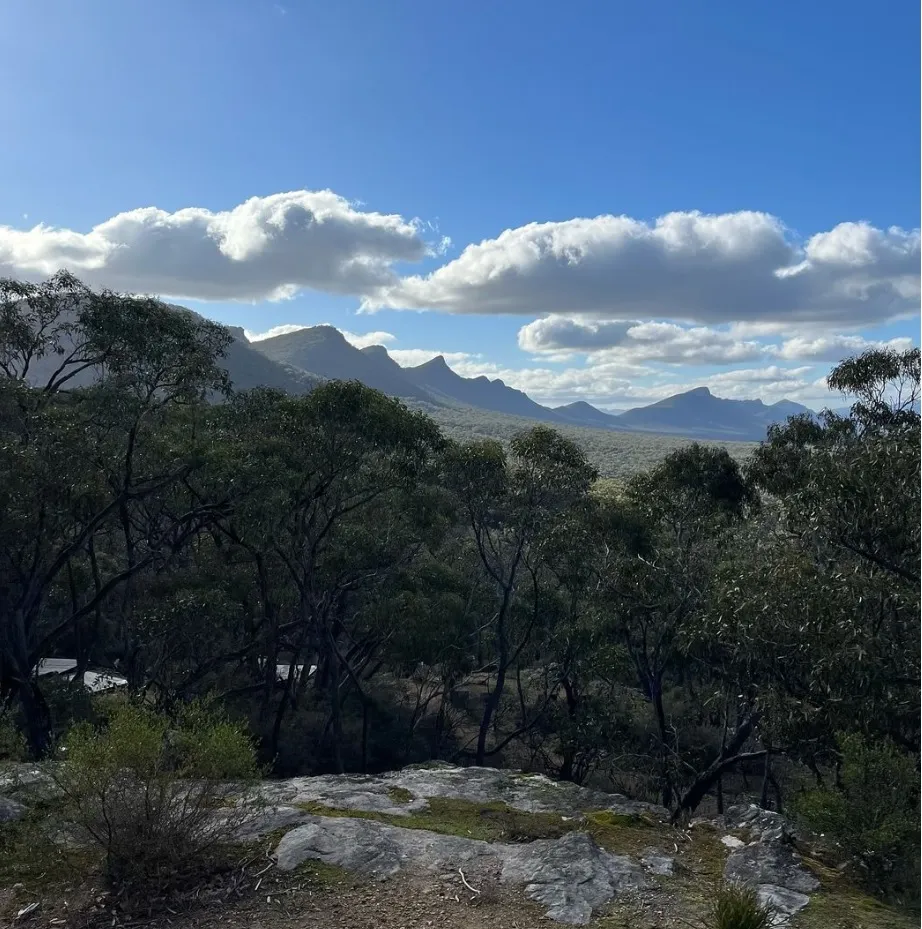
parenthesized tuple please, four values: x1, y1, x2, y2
(458, 869, 481, 895)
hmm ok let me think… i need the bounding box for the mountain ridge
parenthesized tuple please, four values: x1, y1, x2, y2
(251, 329, 813, 441)
(17, 305, 814, 443)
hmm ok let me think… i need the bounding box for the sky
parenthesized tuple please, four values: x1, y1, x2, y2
(0, 0, 918, 411)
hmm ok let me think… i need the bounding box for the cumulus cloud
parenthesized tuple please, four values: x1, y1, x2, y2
(364, 212, 920, 326)
(777, 333, 915, 361)
(518, 316, 767, 364)
(0, 190, 427, 302)
(339, 329, 398, 350)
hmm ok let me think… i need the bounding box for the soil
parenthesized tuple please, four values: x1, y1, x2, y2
(1, 861, 554, 929)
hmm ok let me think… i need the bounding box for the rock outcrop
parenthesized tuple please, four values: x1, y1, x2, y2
(1, 762, 828, 926)
(253, 763, 663, 819)
(275, 816, 647, 925)
(721, 804, 820, 923)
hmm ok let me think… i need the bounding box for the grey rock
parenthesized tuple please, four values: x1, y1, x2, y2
(274, 815, 646, 925)
(757, 884, 812, 923)
(502, 831, 647, 924)
(725, 841, 819, 895)
(640, 848, 675, 876)
(725, 803, 790, 843)
(254, 772, 430, 817)
(721, 834, 746, 849)
(724, 838, 819, 924)
(0, 764, 56, 797)
(233, 804, 313, 840)
(254, 764, 665, 821)
(0, 795, 27, 823)
(275, 814, 501, 879)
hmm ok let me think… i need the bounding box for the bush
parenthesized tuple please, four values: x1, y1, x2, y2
(707, 882, 774, 929)
(0, 710, 27, 761)
(52, 701, 260, 889)
(790, 734, 920, 899)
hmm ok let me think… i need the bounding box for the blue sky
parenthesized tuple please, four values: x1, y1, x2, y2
(1, 0, 918, 409)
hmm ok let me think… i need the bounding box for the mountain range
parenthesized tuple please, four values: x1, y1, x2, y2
(18, 307, 813, 442)
(247, 326, 812, 442)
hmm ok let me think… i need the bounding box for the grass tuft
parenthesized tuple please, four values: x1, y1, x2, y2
(708, 882, 774, 929)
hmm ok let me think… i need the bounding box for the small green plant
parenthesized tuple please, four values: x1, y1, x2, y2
(790, 734, 920, 900)
(707, 882, 774, 929)
(0, 710, 27, 761)
(51, 701, 260, 890)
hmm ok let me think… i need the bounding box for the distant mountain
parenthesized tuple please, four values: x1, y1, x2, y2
(219, 327, 321, 394)
(360, 344, 405, 374)
(251, 327, 437, 404)
(19, 309, 321, 397)
(616, 387, 812, 441)
(400, 354, 566, 423)
(15, 301, 816, 443)
(553, 401, 627, 430)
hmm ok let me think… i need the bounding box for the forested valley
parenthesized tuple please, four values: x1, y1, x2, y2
(2, 274, 919, 908)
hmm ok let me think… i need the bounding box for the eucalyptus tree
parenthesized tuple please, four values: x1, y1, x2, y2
(445, 426, 598, 766)
(198, 382, 447, 769)
(0, 273, 231, 756)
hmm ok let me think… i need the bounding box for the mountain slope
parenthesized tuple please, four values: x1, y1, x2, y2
(401, 355, 567, 423)
(553, 401, 628, 430)
(616, 387, 811, 441)
(220, 327, 321, 394)
(18, 309, 321, 397)
(251, 327, 438, 404)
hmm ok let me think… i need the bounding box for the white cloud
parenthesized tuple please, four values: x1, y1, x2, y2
(420, 351, 833, 410)
(364, 212, 919, 327)
(0, 190, 427, 302)
(518, 316, 767, 364)
(778, 333, 915, 361)
(339, 329, 397, 350)
(244, 323, 397, 349)
(245, 323, 309, 341)
(388, 349, 474, 367)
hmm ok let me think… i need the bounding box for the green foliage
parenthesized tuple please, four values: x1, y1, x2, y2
(706, 882, 774, 929)
(52, 701, 260, 888)
(791, 735, 920, 899)
(0, 276, 917, 921)
(0, 711, 27, 761)
(411, 399, 758, 479)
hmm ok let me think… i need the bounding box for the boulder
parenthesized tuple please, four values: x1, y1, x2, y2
(724, 834, 819, 922)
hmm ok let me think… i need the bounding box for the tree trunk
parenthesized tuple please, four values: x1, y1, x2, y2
(475, 663, 506, 766)
(326, 631, 344, 774)
(558, 677, 579, 783)
(671, 713, 762, 823)
(475, 587, 513, 767)
(651, 678, 674, 808)
(19, 679, 52, 759)
(760, 750, 772, 809)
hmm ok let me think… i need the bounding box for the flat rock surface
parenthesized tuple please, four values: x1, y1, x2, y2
(254, 764, 666, 819)
(274, 814, 648, 925)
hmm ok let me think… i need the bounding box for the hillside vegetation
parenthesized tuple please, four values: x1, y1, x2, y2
(1, 275, 919, 924)
(409, 401, 759, 478)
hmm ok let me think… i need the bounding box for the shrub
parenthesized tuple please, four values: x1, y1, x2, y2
(52, 701, 260, 889)
(0, 710, 27, 761)
(707, 882, 774, 929)
(790, 733, 920, 899)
